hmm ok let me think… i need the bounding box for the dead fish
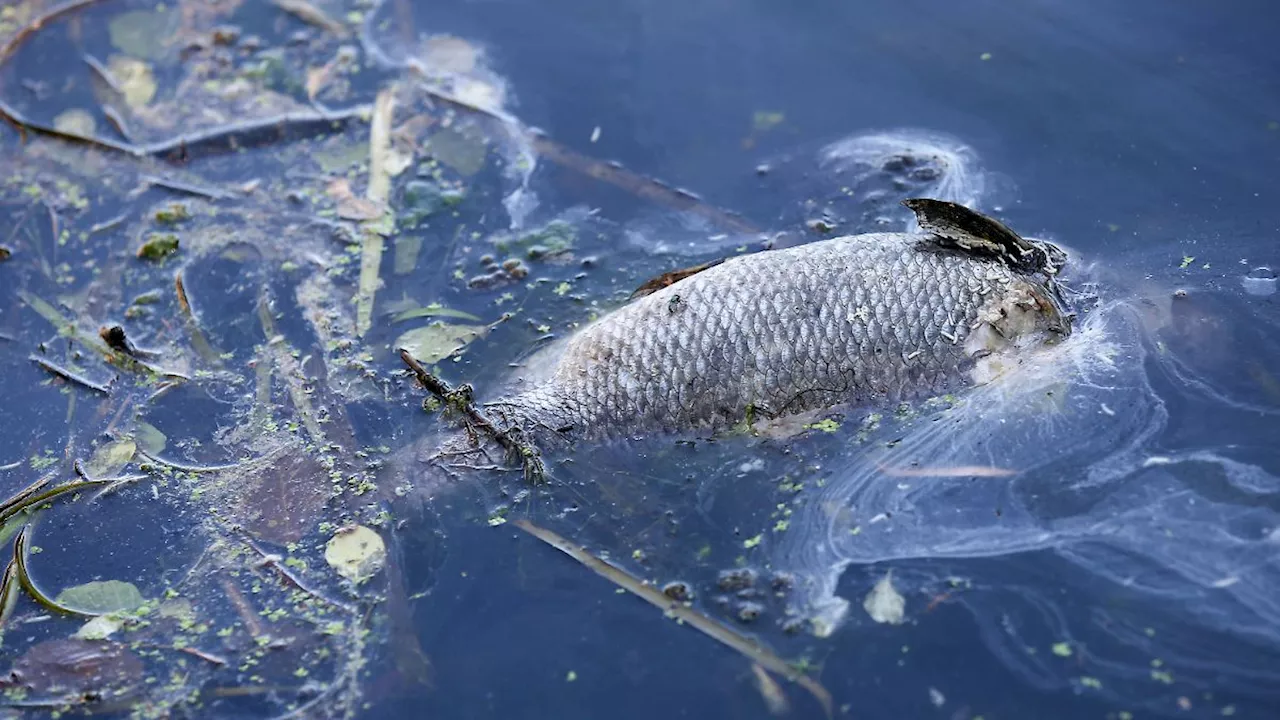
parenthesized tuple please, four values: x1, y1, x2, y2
(479, 199, 1070, 443)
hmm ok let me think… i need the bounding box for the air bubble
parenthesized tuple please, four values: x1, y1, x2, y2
(1242, 266, 1277, 297)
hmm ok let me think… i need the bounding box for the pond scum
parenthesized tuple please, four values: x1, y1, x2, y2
(0, 0, 836, 716)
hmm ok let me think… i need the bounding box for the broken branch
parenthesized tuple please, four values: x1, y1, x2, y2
(398, 348, 545, 483)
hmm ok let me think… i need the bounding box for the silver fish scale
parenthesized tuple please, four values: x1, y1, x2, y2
(493, 233, 1040, 439)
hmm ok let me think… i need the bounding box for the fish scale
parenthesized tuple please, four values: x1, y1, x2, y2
(486, 230, 1067, 441)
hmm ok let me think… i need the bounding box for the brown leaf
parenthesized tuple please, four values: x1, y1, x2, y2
(326, 178, 385, 221)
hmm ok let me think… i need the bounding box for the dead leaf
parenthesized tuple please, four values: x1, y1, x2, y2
(85, 439, 136, 478)
(107, 55, 156, 108)
(326, 178, 385, 221)
(863, 571, 905, 625)
(393, 322, 487, 364)
(324, 525, 386, 584)
(53, 109, 96, 136)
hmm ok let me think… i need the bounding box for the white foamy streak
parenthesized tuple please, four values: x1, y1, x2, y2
(819, 129, 987, 217)
(768, 301, 1192, 629)
(776, 297, 1280, 644)
(360, 4, 539, 228)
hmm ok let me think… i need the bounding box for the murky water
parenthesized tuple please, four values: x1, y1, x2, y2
(0, 0, 1277, 718)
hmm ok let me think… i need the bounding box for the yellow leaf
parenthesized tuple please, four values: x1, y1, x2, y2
(324, 525, 386, 584)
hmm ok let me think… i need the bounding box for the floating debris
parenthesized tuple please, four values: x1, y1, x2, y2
(752, 663, 791, 716)
(863, 571, 906, 624)
(272, 0, 350, 38)
(394, 322, 487, 365)
(324, 525, 387, 584)
(55, 580, 144, 615)
(1242, 266, 1276, 297)
(137, 232, 179, 260)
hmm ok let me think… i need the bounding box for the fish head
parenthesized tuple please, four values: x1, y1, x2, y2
(966, 274, 1074, 385)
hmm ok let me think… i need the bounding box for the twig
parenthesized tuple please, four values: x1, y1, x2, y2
(0, 0, 108, 66)
(0, 476, 53, 518)
(101, 103, 135, 143)
(174, 271, 224, 365)
(13, 524, 99, 617)
(272, 0, 350, 38)
(398, 348, 545, 482)
(530, 138, 758, 234)
(354, 88, 393, 337)
(81, 52, 123, 95)
(0, 477, 114, 525)
(20, 290, 188, 380)
(219, 576, 267, 638)
(136, 449, 246, 474)
(88, 213, 127, 235)
(177, 646, 228, 666)
(239, 533, 357, 613)
(140, 174, 235, 200)
(512, 518, 834, 718)
(401, 69, 757, 235)
(88, 473, 149, 502)
(255, 294, 327, 444)
(0, 558, 19, 629)
(29, 354, 112, 394)
(141, 107, 371, 162)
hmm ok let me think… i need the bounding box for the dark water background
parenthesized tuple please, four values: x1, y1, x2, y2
(0, 0, 1277, 719)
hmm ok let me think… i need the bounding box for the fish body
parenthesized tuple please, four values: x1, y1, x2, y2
(485, 203, 1069, 442)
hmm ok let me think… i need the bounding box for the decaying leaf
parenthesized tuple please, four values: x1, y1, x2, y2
(863, 571, 905, 625)
(107, 9, 174, 60)
(53, 108, 97, 136)
(389, 302, 482, 323)
(393, 322, 487, 364)
(385, 148, 414, 177)
(158, 598, 195, 622)
(393, 235, 423, 276)
(272, 0, 350, 38)
(74, 615, 123, 640)
(106, 55, 157, 108)
(426, 126, 488, 177)
(134, 421, 167, 456)
(327, 178, 385, 221)
(137, 233, 180, 260)
(55, 580, 145, 614)
(325, 525, 387, 584)
(85, 439, 137, 478)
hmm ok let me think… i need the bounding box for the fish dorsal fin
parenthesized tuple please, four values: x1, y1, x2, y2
(902, 198, 1065, 276)
(629, 258, 726, 299)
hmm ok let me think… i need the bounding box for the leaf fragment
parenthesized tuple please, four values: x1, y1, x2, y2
(324, 525, 387, 584)
(134, 421, 167, 456)
(85, 439, 137, 478)
(107, 55, 156, 108)
(55, 580, 145, 614)
(863, 571, 905, 624)
(393, 323, 487, 364)
(137, 233, 179, 260)
(75, 615, 124, 640)
(53, 109, 96, 136)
